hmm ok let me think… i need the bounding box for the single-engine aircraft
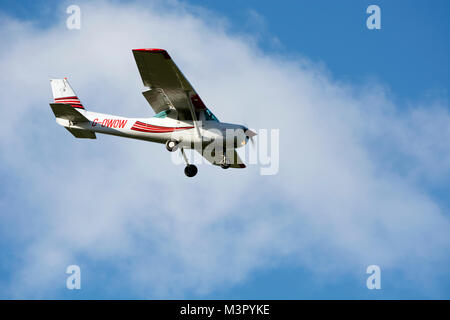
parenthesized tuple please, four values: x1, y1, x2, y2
(49, 48, 256, 177)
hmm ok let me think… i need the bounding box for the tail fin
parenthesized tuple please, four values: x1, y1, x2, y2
(49, 78, 96, 139)
(50, 78, 85, 109)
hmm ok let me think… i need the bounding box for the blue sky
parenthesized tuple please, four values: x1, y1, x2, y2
(189, 0, 449, 103)
(0, 0, 449, 299)
(1, 0, 448, 102)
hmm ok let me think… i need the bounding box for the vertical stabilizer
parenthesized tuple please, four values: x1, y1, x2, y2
(50, 78, 85, 109)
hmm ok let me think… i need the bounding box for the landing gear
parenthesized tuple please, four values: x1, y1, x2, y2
(166, 139, 179, 152)
(220, 155, 231, 169)
(180, 147, 198, 177)
(220, 163, 231, 169)
(184, 164, 198, 177)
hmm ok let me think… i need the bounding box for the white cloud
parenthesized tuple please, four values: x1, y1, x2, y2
(0, 0, 449, 298)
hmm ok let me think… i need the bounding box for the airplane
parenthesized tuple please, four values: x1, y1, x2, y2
(49, 48, 256, 177)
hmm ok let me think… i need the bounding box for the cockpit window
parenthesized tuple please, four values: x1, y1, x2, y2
(153, 110, 169, 118)
(205, 109, 219, 122)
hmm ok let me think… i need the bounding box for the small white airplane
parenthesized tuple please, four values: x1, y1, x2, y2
(50, 48, 256, 177)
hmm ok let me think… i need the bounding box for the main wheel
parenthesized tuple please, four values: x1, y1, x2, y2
(184, 164, 198, 177)
(165, 140, 179, 152)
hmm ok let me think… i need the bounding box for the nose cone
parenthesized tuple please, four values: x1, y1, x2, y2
(242, 126, 257, 146)
(244, 127, 257, 139)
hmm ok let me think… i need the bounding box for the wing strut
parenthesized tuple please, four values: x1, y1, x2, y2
(185, 90, 202, 138)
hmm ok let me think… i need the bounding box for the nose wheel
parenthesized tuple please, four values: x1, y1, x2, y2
(180, 147, 198, 177)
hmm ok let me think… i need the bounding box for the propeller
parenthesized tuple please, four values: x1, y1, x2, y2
(244, 127, 257, 146)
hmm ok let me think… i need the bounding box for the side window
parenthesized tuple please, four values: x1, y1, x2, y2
(154, 110, 168, 118)
(205, 109, 219, 121)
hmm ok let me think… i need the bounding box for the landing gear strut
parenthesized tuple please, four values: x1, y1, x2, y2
(220, 155, 231, 169)
(180, 147, 198, 177)
(220, 163, 231, 169)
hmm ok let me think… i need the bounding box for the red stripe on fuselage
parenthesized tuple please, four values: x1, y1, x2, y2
(131, 121, 193, 133)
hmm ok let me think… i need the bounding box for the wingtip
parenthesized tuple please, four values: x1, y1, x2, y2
(132, 48, 171, 59)
(132, 48, 164, 51)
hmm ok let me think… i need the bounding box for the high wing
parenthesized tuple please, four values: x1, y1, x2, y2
(197, 149, 246, 169)
(132, 48, 208, 120)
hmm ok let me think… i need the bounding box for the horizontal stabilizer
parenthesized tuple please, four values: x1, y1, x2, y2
(65, 127, 96, 139)
(49, 103, 89, 122)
